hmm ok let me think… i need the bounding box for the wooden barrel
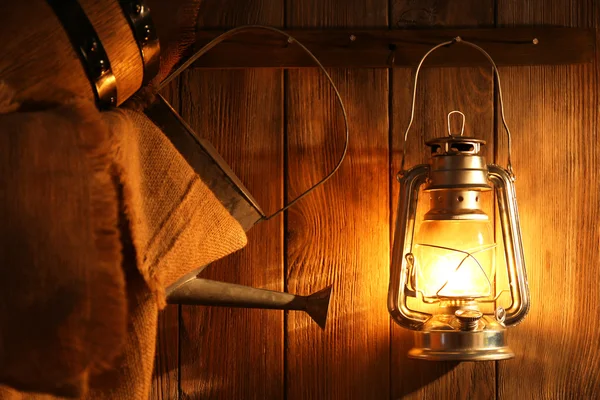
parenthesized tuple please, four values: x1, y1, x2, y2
(0, 0, 148, 107)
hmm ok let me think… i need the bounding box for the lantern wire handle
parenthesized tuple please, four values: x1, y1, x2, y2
(447, 110, 466, 136)
(159, 26, 349, 221)
(399, 36, 514, 176)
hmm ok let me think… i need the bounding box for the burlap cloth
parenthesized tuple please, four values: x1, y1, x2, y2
(0, 95, 247, 399)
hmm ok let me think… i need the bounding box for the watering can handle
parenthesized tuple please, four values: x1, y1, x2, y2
(160, 26, 349, 221)
(399, 36, 515, 177)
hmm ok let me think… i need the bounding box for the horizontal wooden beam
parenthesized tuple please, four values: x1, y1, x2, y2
(190, 27, 595, 69)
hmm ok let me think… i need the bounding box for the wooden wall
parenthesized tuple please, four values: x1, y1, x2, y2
(153, 0, 600, 398)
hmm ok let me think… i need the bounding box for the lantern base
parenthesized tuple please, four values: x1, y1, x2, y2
(408, 329, 515, 361)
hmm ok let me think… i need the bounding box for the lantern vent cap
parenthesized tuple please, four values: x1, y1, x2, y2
(424, 137, 492, 191)
(426, 136, 487, 157)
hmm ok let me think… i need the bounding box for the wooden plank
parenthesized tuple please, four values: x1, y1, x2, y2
(189, 27, 595, 69)
(496, 1, 600, 398)
(390, 1, 496, 399)
(285, 1, 390, 399)
(178, 2, 284, 399)
(152, 305, 179, 400)
(152, 79, 180, 400)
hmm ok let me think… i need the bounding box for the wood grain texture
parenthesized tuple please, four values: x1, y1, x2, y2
(496, 1, 600, 398)
(178, 2, 284, 399)
(151, 79, 181, 400)
(152, 304, 179, 399)
(390, 1, 496, 399)
(190, 27, 595, 69)
(285, 1, 390, 399)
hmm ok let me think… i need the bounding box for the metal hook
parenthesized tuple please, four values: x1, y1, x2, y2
(447, 110, 466, 137)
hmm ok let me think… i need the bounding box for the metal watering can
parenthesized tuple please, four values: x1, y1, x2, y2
(146, 26, 348, 330)
(146, 95, 333, 330)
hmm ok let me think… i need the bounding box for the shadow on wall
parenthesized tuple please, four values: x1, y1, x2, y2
(152, 290, 468, 399)
(284, 307, 389, 399)
(393, 326, 461, 398)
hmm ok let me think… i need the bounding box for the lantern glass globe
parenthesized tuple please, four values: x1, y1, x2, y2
(413, 218, 495, 299)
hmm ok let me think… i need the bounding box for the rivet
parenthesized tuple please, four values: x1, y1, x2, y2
(349, 34, 357, 42)
(89, 40, 98, 52)
(532, 38, 539, 45)
(134, 3, 142, 14)
(495, 307, 506, 323)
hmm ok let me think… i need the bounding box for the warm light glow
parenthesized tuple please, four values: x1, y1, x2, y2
(413, 219, 495, 299)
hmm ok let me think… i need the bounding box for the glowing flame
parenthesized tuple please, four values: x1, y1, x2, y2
(413, 219, 495, 299)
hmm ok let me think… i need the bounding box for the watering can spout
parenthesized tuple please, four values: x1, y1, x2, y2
(167, 278, 333, 330)
(304, 285, 333, 330)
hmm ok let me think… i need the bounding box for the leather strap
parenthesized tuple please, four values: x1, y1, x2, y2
(46, 0, 118, 107)
(119, 0, 160, 85)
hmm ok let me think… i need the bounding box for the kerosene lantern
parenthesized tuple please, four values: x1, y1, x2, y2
(388, 37, 530, 361)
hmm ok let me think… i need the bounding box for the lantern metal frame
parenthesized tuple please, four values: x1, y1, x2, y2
(388, 37, 530, 361)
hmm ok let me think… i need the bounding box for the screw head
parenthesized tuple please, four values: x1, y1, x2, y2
(98, 59, 107, 73)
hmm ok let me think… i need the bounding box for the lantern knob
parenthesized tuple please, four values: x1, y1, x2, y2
(454, 309, 483, 331)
